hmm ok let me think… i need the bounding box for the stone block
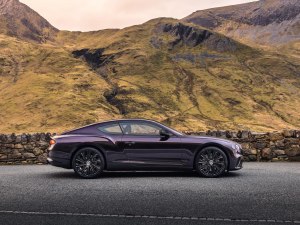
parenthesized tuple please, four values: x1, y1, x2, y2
(10, 150, 22, 159)
(21, 134, 28, 143)
(23, 153, 36, 159)
(251, 132, 268, 140)
(5, 144, 14, 149)
(0, 154, 7, 160)
(231, 132, 238, 138)
(15, 135, 22, 143)
(284, 138, 300, 145)
(269, 132, 283, 141)
(254, 142, 267, 150)
(274, 150, 286, 156)
(283, 130, 294, 138)
(37, 153, 47, 163)
(23, 144, 34, 151)
(285, 145, 300, 157)
(241, 143, 250, 150)
(33, 148, 44, 156)
(239, 130, 250, 139)
(261, 148, 272, 160)
(14, 144, 23, 149)
(275, 140, 285, 148)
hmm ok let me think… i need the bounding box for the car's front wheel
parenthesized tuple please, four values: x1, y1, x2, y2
(72, 147, 105, 179)
(195, 147, 228, 178)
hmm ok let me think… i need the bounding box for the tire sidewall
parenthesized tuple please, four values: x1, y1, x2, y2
(72, 147, 105, 179)
(195, 146, 228, 178)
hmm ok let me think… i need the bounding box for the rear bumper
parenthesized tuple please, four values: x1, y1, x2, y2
(47, 151, 71, 169)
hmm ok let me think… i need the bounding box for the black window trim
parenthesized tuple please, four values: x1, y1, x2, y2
(118, 121, 174, 137)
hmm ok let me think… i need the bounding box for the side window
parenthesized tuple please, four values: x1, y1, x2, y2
(98, 123, 123, 135)
(120, 122, 162, 135)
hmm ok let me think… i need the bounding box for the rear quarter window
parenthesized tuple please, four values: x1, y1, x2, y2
(97, 123, 123, 134)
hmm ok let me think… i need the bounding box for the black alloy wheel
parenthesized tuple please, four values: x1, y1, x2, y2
(72, 147, 104, 178)
(196, 147, 228, 178)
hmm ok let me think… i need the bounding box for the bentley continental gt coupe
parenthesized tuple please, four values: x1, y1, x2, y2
(47, 119, 243, 178)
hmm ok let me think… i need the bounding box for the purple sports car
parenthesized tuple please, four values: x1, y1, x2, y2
(47, 119, 243, 178)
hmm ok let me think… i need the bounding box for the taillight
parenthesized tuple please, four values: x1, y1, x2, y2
(49, 139, 56, 145)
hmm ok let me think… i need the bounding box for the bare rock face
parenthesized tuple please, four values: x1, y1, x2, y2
(72, 48, 108, 69)
(158, 23, 242, 52)
(183, 0, 300, 46)
(0, 0, 16, 14)
(0, 0, 58, 42)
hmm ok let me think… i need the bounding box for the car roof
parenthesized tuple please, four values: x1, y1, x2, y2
(98, 119, 160, 123)
(62, 119, 163, 134)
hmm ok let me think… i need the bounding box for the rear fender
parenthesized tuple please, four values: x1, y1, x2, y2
(54, 135, 114, 169)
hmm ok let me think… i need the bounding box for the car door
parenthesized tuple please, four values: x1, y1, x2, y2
(96, 122, 128, 169)
(119, 121, 187, 168)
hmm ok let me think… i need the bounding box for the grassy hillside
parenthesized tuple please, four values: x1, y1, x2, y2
(0, 34, 120, 133)
(1, 17, 299, 133)
(0, 6, 300, 133)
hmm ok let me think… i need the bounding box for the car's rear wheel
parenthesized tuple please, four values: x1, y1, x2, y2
(195, 147, 228, 178)
(72, 147, 105, 179)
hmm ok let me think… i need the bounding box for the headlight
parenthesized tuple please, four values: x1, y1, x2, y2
(232, 144, 241, 153)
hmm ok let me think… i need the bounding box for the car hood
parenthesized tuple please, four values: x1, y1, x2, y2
(181, 135, 239, 146)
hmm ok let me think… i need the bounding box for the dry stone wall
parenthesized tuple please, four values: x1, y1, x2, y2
(185, 130, 300, 162)
(0, 130, 300, 165)
(0, 133, 53, 165)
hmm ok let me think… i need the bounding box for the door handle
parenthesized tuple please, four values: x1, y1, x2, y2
(125, 141, 135, 146)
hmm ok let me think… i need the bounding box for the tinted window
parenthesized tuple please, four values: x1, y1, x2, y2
(98, 123, 123, 134)
(120, 122, 162, 135)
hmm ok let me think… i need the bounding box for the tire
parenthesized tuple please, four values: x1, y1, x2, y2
(195, 146, 228, 178)
(72, 147, 105, 179)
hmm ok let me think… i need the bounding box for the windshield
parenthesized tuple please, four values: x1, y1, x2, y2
(153, 121, 185, 136)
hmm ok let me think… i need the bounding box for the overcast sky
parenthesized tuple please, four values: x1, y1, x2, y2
(20, 0, 257, 31)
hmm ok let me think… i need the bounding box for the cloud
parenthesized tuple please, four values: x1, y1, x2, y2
(19, 0, 257, 31)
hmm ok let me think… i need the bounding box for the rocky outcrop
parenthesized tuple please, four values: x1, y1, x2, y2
(72, 48, 127, 115)
(160, 23, 240, 52)
(0, 0, 58, 42)
(183, 0, 300, 46)
(72, 48, 108, 69)
(0, 130, 299, 165)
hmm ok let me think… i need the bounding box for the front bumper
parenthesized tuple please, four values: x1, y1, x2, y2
(234, 157, 243, 170)
(229, 154, 243, 171)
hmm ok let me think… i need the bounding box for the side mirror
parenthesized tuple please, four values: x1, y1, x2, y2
(160, 129, 171, 138)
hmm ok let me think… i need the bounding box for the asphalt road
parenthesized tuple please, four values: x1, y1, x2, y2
(0, 163, 299, 225)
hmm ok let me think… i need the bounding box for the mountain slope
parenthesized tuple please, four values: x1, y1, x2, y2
(0, 1, 300, 133)
(54, 19, 300, 132)
(0, 0, 58, 42)
(0, 34, 118, 133)
(183, 0, 300, 46)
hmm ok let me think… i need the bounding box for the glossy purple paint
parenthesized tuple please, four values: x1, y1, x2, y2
(47, 119, 243, 173)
